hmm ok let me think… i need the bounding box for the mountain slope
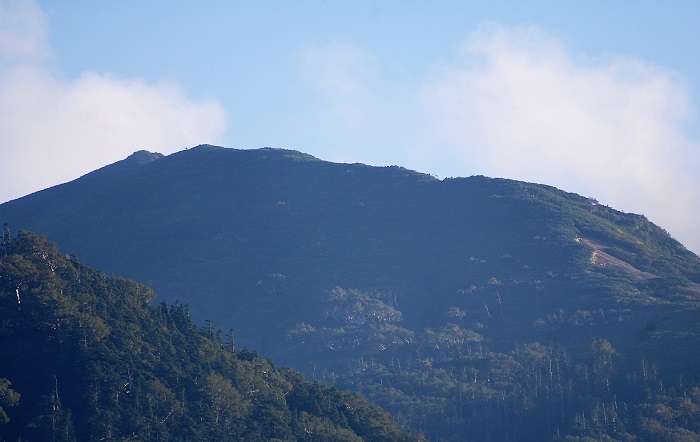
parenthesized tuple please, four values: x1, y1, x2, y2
(2, 145, 700, 440)
(0, 230, 421, 441)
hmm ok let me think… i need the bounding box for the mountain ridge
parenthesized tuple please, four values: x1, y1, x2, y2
(1, 146, 698, 347)
(2, 145, 700, 440)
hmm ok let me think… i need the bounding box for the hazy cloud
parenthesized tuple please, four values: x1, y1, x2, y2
(0, 0, 227, 204)
(301, 25, 700, 253)
(297, 41, 421, 168)
(418, 24, 700, 252)
(299, 42, 380, 128)
(0, 0, 49, 64)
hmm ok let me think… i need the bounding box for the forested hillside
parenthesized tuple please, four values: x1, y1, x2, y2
(2, 145, 700, 440)
(0, 231, 421, 441)
(287, 287, 700, 440)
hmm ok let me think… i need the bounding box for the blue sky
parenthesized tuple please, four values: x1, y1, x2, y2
(1, 0, 699, 254)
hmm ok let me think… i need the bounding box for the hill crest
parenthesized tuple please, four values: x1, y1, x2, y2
(2, 145, 700, 440)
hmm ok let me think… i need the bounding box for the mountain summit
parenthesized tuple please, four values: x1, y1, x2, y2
(2, 145, 700, 440)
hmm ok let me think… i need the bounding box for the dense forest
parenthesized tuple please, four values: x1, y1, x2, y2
(0, 231, 421, 441)
(2, 145, 700, 441)
(287, 287, 700, 441)
(2, 235, 699, 441)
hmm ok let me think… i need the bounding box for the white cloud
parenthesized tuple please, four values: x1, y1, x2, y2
(418, 24, 700, 253)
(299, 42, 379, 128)
(0, 0, 49, 64)
(297, 41, 422, 168)
(299, 24, 700, 253)
(0, 0, 227, 204)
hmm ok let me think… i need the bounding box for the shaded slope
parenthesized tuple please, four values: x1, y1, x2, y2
(2, 145, 700, 440)
(1, 146, 697, 355)
(0, 231, 421, 441)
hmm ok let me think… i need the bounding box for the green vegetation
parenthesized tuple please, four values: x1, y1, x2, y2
(0, 379, 20, 425)
(2, 145, 700, 440)
(0, 231, 421, 441)
(288, 287, 700, 440)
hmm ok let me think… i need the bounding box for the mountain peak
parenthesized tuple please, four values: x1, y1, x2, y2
(188, 143, 226, 152)
(80, 149, 164, 180)
(125, 149, 165, 165)
(2, 144, 700, 441)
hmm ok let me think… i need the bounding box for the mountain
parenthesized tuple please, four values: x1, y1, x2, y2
(2, 145, 700, 440)
(0, 230, 422, 441)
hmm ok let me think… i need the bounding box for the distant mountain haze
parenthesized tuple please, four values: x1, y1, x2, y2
(2, 145, 700, 440)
